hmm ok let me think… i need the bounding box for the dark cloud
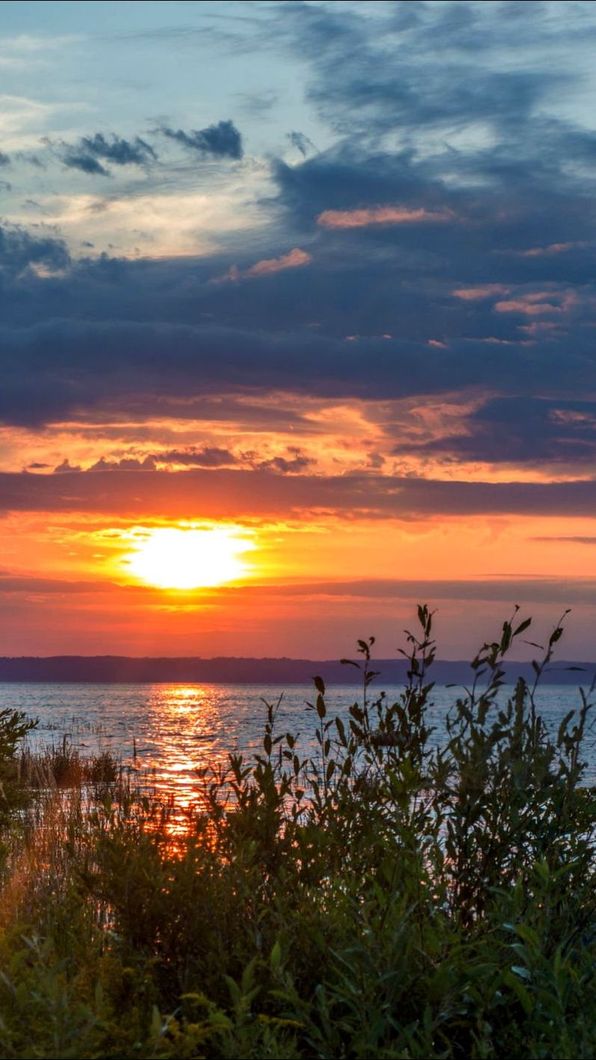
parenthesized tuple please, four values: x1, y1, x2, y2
(2, 570, 595, 609)
(0, 316, 532, 425)
(74, 450, 239, 471)
(54, 459, 81, 473)
(279, 0, 588, 151)
(160, 119, 243, 159)
(287, 131, 316, 157)
(50, 447, 312, 475)
(1, 227, 596, 465)
(394, 396, 596, 467)
(80, 132, 156, 165)
(271, 0, 596, 267)
(0, 224, 70, 277)
(62, 133, 157, 175)
(2, 3, 596, 475)
(256, 448, 313, 474)
(154, 447, 238, 467)
(87, 456, 156, 471)
(0, 468, 595, 520)
(63, 151, 109, 176)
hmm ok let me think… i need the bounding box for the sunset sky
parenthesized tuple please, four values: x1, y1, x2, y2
(1, 0, 596, 659)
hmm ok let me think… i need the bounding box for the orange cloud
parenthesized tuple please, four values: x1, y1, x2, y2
(453, 285, 581, 315)
(520, 321, 562, 336)
(246, 247, 311, 276)
(214, 247, 312, 283)
(494, 299, 557, 316)
(494, 291, 579, 316)
(519, 242, 584, 257)
(316, 205, 453, 229)
(452, 284, 509, 301)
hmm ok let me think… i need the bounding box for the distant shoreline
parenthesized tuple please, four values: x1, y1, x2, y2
(0, 657, 593, 685)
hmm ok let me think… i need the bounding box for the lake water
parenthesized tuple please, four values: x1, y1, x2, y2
(2, 682, 595, 805)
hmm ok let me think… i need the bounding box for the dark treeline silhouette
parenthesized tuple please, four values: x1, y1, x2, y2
(0, 655, 592, 684)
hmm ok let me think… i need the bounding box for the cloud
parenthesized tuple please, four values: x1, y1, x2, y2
(0, 573, 112, 595)
(153, 447, 237, 468)
(247, 247, 312, 277)
(519, 242, 585, 258)
(0, 222, 70, 277)
(87, 456, 156, 471)
(0, 92, 75, 151)
(47, 445, 314, 475)
(79, 132, 156, 166)
(0, 33, 82, 71)
(1, 240, 595, 446)
(0, 467, 595, 520)
(317, 205, 454, 229)
(226, 576, 596, 608)
(287, 130, 316, 157)
(2, 571, 596, 609)
(393, 396, 596, 467)
(4, 0, 596, 657)
(453, 285, 510, 301)
(3, 0, 596, 482)
(63, 151, 109, 176)
(236, 90, 278, 115)
(493, 290, 579, 316)
(54, 459, 81, 473)
(215, 247, 312, 283)
(279, 0, 584, 148)
(255, 448, 313, 474)
(532, 537, 596, 546)
(0, 317, 509, 425)
(62, 132, 157, 175)
(160, 119, 243, 160)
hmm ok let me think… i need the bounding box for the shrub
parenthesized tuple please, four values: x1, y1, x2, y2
(0, 608, 593, 1058)
(0, 707, 37, 828)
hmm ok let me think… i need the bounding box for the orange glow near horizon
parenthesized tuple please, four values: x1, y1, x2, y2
(1, 506, 596, 656)
(123, 526, 255, 590)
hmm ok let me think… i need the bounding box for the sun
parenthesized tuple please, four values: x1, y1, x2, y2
(124, 526, 254, 590)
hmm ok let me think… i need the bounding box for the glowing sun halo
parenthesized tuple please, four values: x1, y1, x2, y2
(125, 527, 253, 590)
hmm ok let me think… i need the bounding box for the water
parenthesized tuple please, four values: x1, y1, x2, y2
(1, 682, 595, 805)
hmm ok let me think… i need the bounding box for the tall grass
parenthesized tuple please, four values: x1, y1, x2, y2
(0, 607, 593, 1058)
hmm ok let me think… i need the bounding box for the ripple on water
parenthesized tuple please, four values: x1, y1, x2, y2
(2, 681, 594, 805)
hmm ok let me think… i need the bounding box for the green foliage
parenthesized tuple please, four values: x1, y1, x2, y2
(0, 608, 594, 1057)
(0, 706, 37, 834)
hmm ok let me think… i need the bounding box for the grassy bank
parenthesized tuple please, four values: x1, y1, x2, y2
(0, 608, 594, 1059)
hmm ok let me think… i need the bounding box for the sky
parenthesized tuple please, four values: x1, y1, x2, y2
(1, 0, 596, 660)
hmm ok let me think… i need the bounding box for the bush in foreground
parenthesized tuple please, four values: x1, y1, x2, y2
(0, 608, 593, 1058)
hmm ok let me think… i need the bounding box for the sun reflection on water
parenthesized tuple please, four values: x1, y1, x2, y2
(13, 681, 593, 840)
(129, 685, 228, 827)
